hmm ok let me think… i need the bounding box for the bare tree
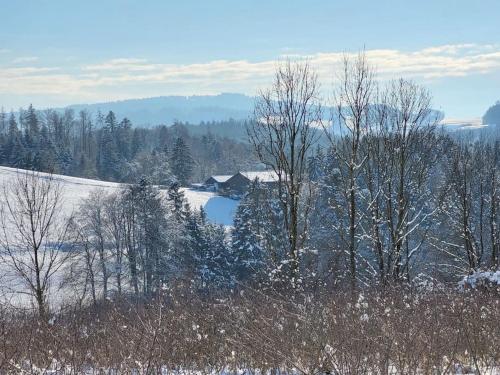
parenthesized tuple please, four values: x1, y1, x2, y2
(437, 139, 499, 274)
(365, 79, 442, 282)
(488, 141, 499, 269)
(0, 171, 73, 317)
(78, 190, 110, 300)
(104, 192, 126, 295)
(62, 224, 98, 307)
(72, 190, 126, 303)
(323, 52, 374, 290)
(249, 60, 322, 287)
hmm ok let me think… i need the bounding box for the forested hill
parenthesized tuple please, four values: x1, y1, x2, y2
(65, 93, 254, 126)
(483, 101, 500, 125)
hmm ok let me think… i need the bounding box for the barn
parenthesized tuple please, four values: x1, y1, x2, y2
(224, 170, 279, 195)
(204, 175, 233, 191)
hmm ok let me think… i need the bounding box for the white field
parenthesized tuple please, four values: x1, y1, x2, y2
(0, 166, 238, 226)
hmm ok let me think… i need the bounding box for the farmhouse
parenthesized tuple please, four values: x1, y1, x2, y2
(203, 175, 233, 191)
(223, 171, 279, 195)
(204, 170, 279, 196)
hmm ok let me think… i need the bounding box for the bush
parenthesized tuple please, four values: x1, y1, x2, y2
(0, 286, 498, 373)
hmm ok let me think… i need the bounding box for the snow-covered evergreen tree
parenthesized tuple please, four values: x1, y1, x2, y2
(170, 137, 194, 185)
(121, 178, 180, 296)
(231, 180, 287, 285)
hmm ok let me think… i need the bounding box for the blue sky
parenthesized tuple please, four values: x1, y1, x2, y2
(0, 0, 499, 120)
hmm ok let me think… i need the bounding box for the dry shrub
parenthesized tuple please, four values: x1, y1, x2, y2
(0, 286, 498, 374)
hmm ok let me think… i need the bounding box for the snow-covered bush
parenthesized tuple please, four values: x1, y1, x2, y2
(459, 270, 500, 293)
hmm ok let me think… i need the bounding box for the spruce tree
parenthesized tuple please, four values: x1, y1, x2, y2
(170, 137, 193, 185)
(231, 180, 287, 285)
(37, 124, 57, 172)
(0, 108, 6, 134)
(122, 178, 173, 296)
(232, 181, 267, 283)
(167, 182, 190, 223)
(117, 118, 132, 160)
(97, 111, 122, 180)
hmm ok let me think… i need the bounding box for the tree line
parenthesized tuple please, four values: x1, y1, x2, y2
(0, 107, 255, 185)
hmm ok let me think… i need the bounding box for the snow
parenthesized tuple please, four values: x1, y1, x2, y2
(239, 170, 278, 183)
(459, 270, 500, 289)
(203, 196, 239, 226)
(207, 175, 233, 183)
(181, 188, 238, 226)
(0, 166, 238, 226)
(0, 166, 123, 218)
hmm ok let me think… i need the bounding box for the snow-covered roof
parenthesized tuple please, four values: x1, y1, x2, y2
(207, 175, 233, 183)
(239, 170, 279, 183)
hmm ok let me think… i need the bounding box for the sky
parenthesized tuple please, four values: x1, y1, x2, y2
(0, 0, 499, 121)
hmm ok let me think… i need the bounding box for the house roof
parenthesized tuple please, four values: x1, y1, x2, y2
(239, 170, 279, 183)
(206, 175, 233, 183)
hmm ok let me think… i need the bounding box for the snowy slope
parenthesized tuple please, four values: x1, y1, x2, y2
(0, 166, 238, 226)
(181, 188, 238, 226)
(0, 166, 123, 220)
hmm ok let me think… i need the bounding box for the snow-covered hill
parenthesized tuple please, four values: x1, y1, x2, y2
(0, 166, 238, 226)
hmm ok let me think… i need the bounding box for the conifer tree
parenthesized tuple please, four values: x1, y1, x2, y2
(170, 137, 194, 185)
(97, 111, 123, 180)
(231, 181, 285, 284)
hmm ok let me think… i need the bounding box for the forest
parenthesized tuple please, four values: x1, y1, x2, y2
(0, 106, 255, 185)
(0, 54, 498, 373)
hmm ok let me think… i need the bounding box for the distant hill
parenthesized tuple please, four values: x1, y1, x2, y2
(66, 93, 254, 126)
(483, 101, 500, 126)
(62, 94, 451, 136)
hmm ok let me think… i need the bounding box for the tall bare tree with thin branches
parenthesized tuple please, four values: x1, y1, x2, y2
(323, 53, 374, 290)
(249, 60, 322, 287)
(362, 79, 442, 283)
(0, 171, 74, 317)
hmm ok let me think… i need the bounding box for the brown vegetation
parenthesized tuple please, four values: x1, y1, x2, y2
(0, 286, 498, 374)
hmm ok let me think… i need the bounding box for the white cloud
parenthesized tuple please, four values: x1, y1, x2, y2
(1, 44, 500, 103)
(12, 56, 39, 63)
(82, 58, 152, 71)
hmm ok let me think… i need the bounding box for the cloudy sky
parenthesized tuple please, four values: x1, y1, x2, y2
(1, 0, 499, 120)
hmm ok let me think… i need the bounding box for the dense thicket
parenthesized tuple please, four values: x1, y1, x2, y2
(0, 287, 498, 373)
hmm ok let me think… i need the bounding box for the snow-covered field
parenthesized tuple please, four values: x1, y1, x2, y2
(181, 188, 238, 226)
(0, 166, 238, 226)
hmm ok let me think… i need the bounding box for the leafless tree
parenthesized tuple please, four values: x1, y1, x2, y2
(361, 79, 442, 282)
(0, 170, 74, 317)
(78, 190, 110, 300)
(103, 192, 126, 295)
(436, 139, 499, 274)
(62, 223, 98, 307)
(323, 52, 374, 290)
(249, 60, 322, 287)
(488, 141, 499, 269)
